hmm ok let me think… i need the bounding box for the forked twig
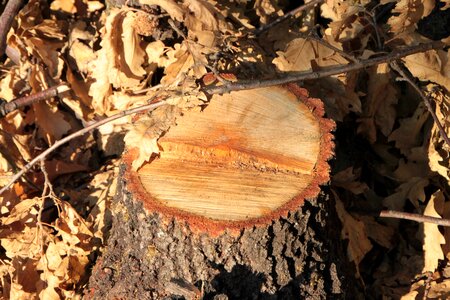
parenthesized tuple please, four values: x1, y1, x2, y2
(0, 100, 167, 195)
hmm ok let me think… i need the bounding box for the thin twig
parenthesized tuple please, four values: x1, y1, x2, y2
(380, 210, 450, 227)
(390, 61, 450, 149)
(255, 0, 324, 35)
(0, 84, 70, 118)
(0, 100, 167, 195)
(204, 41, 444, 95)
(0, 0, 24, 56)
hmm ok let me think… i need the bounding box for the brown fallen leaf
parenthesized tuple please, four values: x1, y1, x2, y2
(422, 191, 445, 273)
(333, 189, 372, 277)
(403, 49, 450, 89)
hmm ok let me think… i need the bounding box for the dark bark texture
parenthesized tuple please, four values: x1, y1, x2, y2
(86, 165, 363, 299)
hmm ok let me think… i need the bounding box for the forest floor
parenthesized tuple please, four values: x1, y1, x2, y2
(0, 0, 449, 299)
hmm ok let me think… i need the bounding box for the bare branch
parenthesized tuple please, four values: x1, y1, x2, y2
(0, 84, 71, 118)
(0, 0, 24, 57)
(380, 210, 450, 227)
(0, 100, 167, 195)
(204, 41, 445, 95)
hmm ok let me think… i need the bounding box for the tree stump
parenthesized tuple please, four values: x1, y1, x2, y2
(87, 85, 359, 299)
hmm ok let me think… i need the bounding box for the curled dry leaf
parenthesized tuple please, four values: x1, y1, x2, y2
(89, 8, 148, 114)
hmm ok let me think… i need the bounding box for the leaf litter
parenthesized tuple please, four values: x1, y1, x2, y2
(0, 0, 448, 298)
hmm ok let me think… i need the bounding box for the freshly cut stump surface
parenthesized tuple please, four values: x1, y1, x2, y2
(124, 84, 334, 234)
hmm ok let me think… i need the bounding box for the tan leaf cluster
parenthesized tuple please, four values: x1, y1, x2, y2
(0, 195, 94, 299)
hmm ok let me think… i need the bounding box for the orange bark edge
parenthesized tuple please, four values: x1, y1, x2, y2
(122, 83, 335, 237)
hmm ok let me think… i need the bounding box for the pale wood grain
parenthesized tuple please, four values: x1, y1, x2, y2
(138, 86, 322, 221)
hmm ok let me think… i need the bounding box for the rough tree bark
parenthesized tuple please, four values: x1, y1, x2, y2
(86, 85, 362, 299)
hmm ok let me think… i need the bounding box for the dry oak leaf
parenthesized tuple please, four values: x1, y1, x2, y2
(50, 0, 104, 14)
(422, 191, 446, 273)
(400, 290, 419, 300)
(124, 105, 180, 171)
(141, 0, 231, 47)
(253, 0, 283, 25)
(389, 102, 430, 156)
(387, 0, 435, 34)
(14, 2, 67, 77)
(0, 226, 42, 259)
(215, 1, 254, 29)
(161, 43, 196, 85)
(83, 168, 118, 242)
(426, 279, 450, 299)
(332, 167, 368, 195)
(32, 101, 72, 145)
(139, 0, 184, 22)
(333, 190, 372, 277)
(441, 0, 450, 9)
(393, 146, 431, 182)
(273, 37, 348, 72)
(6, 258, 40, 300)
(357, 63, 398, 143)
(55, 201, 94, 247)
(320, 1, 367, 42)
(68, 20, 97, 75)
(382, 177, 429, 211)
(305, 73, 361, 122)
(403, 49, 450, 89)
(184, 0, 231, 47)
(63, 66, 94, 120)
(38, 272, 62, 300)
(1, 198, 39, 226)
(357, 215, 395, 249)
